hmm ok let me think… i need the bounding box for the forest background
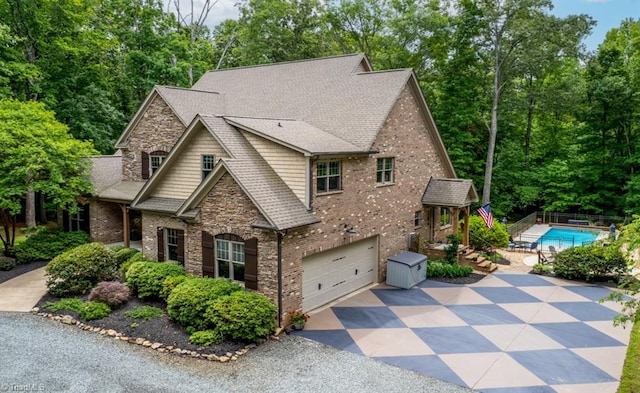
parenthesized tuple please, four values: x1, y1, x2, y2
(1, 0, 638, 220)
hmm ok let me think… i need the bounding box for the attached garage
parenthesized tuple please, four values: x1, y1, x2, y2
(302, 236, 378, 311)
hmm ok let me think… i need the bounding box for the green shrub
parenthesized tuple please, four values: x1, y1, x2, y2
(205, 291, 277, 342)
(189, 330, 223, 346)
(88, 281, 131, 308)
(14, 228, 89, 264)
(78, 301, 111, 321)
(553, 245, 627, 281)
(108, 245, 126, 253)
(0, 257, 16, 271)
(126, 262, 185, 299)
(114, 248, 140, 267)
(124, 305, 164, 321)
(468, 216, 509, 250)
(44, 298, 85, 313)
(444, 234, 462, 264)
(532, 263, 554, 275)
(120, 252, 151, 279)
(167, 277, 243, 329)
(45, 243, 118, 297)
(160, 275, 189, 301)
(427, 261, 473, 278)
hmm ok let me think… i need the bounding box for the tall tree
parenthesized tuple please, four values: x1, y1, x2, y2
(0, 100, 96, 254)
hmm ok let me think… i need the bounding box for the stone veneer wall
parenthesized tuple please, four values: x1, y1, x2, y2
(187, 174, 279, 304)
(90, 201, 123, 244)
(121, 95, 185, 182)
(279, 84, 449, 313)
(141, 213, 188, 261)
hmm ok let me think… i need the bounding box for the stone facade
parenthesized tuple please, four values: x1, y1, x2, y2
(186, 173, 279, 304)
(90, 201, 123, 244)
(121, 95, 185, 181)
(141, 213, 188, 261)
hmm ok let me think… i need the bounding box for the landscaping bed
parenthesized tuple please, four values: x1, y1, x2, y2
(0, 260, 47, 284)
(35, 293, 246, 357)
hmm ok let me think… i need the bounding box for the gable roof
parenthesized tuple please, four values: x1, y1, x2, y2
(225, 116, 366, 155)
(191, 54, 412, 151)
(422, 178, 479, 208)
(114, 86, 222, 149)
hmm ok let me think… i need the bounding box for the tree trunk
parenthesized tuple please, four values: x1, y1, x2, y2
(25, 189, 36, 227)
(482, 50, 501, 205)
(38, 193, 47, 224)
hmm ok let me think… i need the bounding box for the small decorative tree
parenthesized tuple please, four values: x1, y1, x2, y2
(444, 234, 462, 264)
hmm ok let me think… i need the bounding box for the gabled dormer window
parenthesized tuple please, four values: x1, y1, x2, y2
(202, 154, 215, 180)
(317, 160, 341, 193)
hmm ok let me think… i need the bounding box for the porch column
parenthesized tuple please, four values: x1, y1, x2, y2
(452, 207, 460, 236)
(119, 204, 130, 248)
(462, 206, 470, 247)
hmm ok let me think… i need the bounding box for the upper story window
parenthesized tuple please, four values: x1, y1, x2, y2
(376, 157, 394, 185)
(414, 211, 422, 227)
(202, 154, 215, 180)
(440, 207, 451, 227)
(317, 160, 341, 193)
(150, 154, 165, 175)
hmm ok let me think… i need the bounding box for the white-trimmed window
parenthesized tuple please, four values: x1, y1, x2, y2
(440, 208, 451, 227)
(376, 157, 394, 185)
(69, 206, 85, 231)
(202, 154, 215, 180)
(216, 239, 245, 281)
(166, 228, 179, 261)
(317, 160, 341, 193)
(150, 154, 165, 175)
(414, 211, 422, 227)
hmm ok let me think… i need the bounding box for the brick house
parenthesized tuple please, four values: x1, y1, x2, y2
(84, 54, 478, 324)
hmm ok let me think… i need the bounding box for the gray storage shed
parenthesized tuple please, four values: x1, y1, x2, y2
(386, 251, 427, 289)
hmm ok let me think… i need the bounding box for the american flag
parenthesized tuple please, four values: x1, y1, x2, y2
(477, 203, 494, 228)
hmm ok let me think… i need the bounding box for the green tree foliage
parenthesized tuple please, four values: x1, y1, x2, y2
(468, 216, 509, 250)
(0, 100, 95, 254)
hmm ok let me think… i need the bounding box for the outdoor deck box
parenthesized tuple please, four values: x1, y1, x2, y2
(386, 251, 428, 289)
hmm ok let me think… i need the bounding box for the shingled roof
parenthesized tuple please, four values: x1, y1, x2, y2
(422, 178, 479, 208)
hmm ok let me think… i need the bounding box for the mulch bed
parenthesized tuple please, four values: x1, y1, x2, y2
(0, 260, 47, 285)
(35, 292, 246, 357)
(429, 272, 487, 285)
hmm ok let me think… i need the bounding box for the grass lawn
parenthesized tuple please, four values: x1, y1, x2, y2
(618, 320, 640, 392)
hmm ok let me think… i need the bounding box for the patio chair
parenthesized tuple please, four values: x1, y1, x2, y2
(524, 241, 538, 252)
(548, 245, 557, 257)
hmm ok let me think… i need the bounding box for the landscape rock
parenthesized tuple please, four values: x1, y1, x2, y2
(61, 315, 75, 325)
(150, 343, 162, 349)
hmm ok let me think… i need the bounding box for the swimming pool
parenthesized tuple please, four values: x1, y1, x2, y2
(536, 227, 600, 249)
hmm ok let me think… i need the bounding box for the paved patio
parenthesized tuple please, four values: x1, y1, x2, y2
(295, 272, 632, 393)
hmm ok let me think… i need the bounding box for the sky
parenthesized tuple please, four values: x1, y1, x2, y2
(551, 0, 640, 51)
(194, 0, 639, 52)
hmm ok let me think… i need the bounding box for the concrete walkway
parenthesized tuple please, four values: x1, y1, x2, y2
(0, 267, 47, 312)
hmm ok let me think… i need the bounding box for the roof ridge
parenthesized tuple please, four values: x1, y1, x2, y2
(224, 115, 297, 121)
(157, 85, 221, 95)
(200, 53, 364, 76)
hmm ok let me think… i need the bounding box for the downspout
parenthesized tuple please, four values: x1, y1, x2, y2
(277, 231, 283, 328)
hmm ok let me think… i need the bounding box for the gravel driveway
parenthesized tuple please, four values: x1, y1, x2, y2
(0, 313, 473, 393)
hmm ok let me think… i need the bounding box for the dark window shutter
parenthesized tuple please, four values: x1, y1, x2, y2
(202, 231, 214, 277)
(80, 204, 90, 234)
(157, 227, 165, 261)
(62, 210, 70, 232)
(244, 237, 258, 290)
(141, 151, 150, 179)
(176, 229, 185, 264)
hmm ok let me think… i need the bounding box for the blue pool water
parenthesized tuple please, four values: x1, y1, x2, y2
(537, 227, 599, 248)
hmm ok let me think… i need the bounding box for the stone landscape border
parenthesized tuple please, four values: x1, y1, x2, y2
(31, 307, 277, 363)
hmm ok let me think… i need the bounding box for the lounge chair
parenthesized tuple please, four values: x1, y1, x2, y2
(524, 241, 538, 252)
(548, 245, 557, 257)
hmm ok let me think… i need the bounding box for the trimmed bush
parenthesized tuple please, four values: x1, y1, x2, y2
(205, 291, 277, 342)
(553, 245, 627, 281)
(45, 243, 118, 297)
(44, 298, 84, 313)
(120, 252, 151, 280)
(14, 228, 89, 264)
(189, 330, 223, 346)
(126, 262, 185, 299)
(167, 277, 243, 329)
(124, 305, 164, 321)
(88, 281, 131, 308)
(469, 216, 509, 250)
(427, 261, 473, 278)
(0, 257, 16, 271)
(78, 301, 111, 321)
(160, 275, 189, 301)
(114, 248, 140, 267)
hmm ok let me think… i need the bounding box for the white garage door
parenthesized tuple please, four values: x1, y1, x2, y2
(302, 237, 378, 312)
